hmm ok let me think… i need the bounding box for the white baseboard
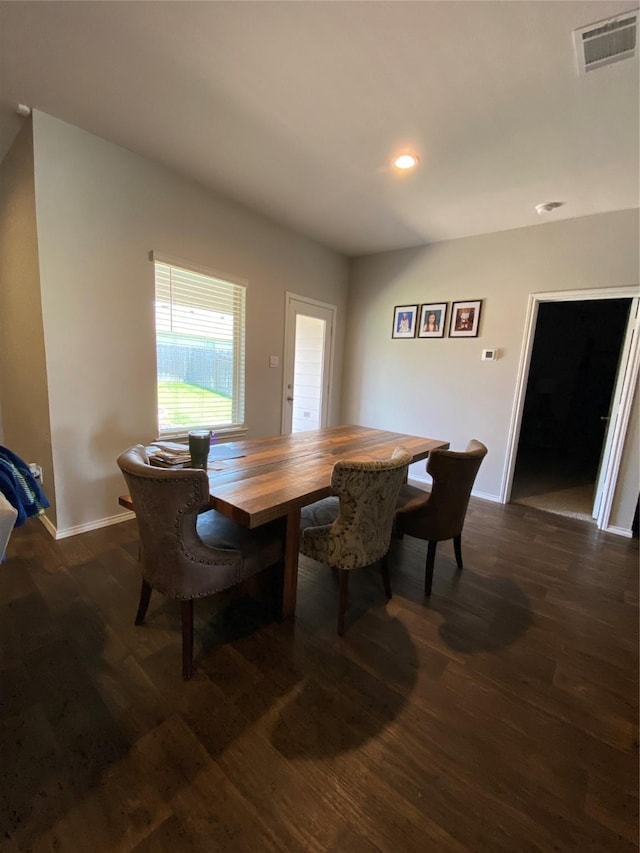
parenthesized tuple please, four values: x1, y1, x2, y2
(604, 525, 632, 539)
(38, 513, 57, 538)
(42, 510, 135, 540)
(406, 475, 429, 490)
(470, 489, 501, 503)
(40, 501, 633, 540)
(407, 475, 500, 503)
(407, 476, 636, 525)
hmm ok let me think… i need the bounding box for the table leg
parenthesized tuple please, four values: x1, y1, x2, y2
(282, 506, 301, 620)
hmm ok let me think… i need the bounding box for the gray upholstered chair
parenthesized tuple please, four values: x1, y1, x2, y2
(299, 446, 412, 635)
(117, 445, 283, 679)
(394, 439, 487, 595)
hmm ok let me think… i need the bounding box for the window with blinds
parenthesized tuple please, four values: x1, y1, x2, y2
(154, 258, 246, 437)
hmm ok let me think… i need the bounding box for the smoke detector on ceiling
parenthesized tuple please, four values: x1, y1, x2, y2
(573, 10, 638, 74)
(535, 201, 564, 215)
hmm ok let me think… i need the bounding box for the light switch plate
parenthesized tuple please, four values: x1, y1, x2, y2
(269, 355, 280, 368)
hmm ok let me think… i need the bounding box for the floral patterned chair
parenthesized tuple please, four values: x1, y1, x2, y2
(300, 446, 412, 635)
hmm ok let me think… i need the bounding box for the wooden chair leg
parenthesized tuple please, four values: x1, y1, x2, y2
(381, 552, 392, 599)
(338, 569, 349, 636)
(391, 520, 404, 541)
(181, 600, 194, 680)
(453, 534, 464, 569)
(425, 541, 437, 596)
(134, 578, 152, 625)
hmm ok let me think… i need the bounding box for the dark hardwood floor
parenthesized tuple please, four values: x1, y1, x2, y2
(1, 499, 638, 851)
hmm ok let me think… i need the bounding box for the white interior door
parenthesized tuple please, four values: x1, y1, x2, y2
(281, 294, 336, 435)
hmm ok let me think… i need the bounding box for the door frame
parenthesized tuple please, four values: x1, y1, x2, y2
(281, 292, 337, 435)
(592, 297, 639, 524)
(501, 285, 639, 531)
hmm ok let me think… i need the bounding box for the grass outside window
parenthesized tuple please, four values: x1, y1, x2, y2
(158, 380, 232, 431)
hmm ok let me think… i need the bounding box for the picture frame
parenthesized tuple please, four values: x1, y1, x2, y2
(418, 302, 448, 338)
(392, 304, 418, 339)
(449, 300, 482, 338)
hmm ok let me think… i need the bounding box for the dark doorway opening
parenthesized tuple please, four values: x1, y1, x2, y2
(511, 298, 631, 521)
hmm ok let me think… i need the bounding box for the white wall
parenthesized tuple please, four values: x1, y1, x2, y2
(3, 111, 637, 536)
(0, 121, 56, 523)
(610, 383, 639, 532)
(343, 210, 639, 531)
(30, 111, 349, 536)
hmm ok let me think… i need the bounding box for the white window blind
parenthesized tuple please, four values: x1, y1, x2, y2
(154, 259, 246, 437)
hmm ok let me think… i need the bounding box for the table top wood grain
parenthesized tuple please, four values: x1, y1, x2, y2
(205, 424, 449, 528)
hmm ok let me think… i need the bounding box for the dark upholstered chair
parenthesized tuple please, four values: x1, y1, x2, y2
(394, 440, 487, 595)
(117, 445, 283, 679)
(299, 447, 412, 635)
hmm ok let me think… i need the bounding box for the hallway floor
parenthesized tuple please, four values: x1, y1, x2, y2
(513, 482, 595, 522)
(511, 446, 597, 523)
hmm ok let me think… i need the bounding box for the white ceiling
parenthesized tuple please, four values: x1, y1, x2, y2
(0, 1, 638, 257)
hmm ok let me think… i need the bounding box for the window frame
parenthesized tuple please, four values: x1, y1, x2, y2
(151, 252, 247, 439)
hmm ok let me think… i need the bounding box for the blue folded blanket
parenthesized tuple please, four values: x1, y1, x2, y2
(0, 445, 50, 527)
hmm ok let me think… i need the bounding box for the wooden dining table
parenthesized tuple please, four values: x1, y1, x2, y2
(204, 424, 449, 619)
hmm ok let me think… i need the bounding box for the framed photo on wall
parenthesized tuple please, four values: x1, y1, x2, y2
(392, 304, 418, 338)
(449, 300, 482, 338)
(418, 303, 447, 338)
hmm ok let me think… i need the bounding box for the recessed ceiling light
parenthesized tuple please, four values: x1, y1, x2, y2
(393, 153, 420, 170)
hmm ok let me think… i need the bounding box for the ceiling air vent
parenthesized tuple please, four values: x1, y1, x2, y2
(573, 9, 638, 74)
